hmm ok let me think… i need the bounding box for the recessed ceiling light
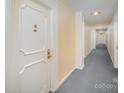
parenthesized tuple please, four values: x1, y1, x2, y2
(91, 11, 101, 16)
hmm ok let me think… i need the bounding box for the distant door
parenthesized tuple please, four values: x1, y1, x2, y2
(19, 1, 51, 93)
(96, 31, 107, 45)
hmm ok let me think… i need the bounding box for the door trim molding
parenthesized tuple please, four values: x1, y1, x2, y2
(21, 4, 44, 13)
(19, 49, 45, 56)
(19, 59, 47, 75)
(75, 12, 85, 70)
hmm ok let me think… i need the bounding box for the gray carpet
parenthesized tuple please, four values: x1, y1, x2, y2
(53, 45, 118, 93)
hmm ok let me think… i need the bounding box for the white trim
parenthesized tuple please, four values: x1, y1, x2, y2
(91, 29, 96, 50)
(19, 59, 47, 75)
(114, 64, 118, 69)
(75, 12, 85, 70)
(113, 22, 118, 69)
(76, 64, 84, 70)
(40, 85, 47, 93)
(21, 4, 44, 13)
(19, 49, 45, 56)
(107, 48, 113, 64)
(51, 67, 76, 92)
(49, 4, 59, 92)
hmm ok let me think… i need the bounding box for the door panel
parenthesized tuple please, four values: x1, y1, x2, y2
(96, 31, 107, 45)
(19, 2, 50, 93)
(21, 6, 47, 51)
(21, 60, 48, 93)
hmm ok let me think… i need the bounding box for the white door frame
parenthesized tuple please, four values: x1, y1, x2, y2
(75, 12, 85, 70)
(91, 29, 96, 50)
(113, 22, 118, 68)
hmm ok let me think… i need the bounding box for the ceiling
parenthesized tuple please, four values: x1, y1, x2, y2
(66, 0, 118, 26)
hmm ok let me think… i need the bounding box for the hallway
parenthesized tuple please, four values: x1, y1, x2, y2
(54, 45, 118, 93)
(5, 0, 118, 93)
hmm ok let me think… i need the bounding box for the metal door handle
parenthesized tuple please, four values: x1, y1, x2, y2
(47, 49, 52, 59)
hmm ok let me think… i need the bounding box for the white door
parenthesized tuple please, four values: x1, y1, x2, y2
(96, 31, 107, 45)
(19, 2, 51, 93)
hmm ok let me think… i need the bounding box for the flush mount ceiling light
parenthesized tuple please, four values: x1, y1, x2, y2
(91, 11, 101, 16)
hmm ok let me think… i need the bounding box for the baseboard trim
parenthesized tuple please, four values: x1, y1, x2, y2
(76, 64, 84, 70)
(51, 67, 76, 92)
(107, 48, 114, 63)
(84, 49, 93, 58)
(114, 64, 118, 68)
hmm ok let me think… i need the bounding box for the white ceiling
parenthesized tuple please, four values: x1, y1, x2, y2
(66, 0, 118, 26)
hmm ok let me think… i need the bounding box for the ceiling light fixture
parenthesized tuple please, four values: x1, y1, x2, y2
(91, 11, 101, 16)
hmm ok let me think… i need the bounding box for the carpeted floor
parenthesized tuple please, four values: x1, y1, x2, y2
(53, 44, 118, 93)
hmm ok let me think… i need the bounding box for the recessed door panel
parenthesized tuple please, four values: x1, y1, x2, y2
(21, 61, 48, 93)
(21, 6, 47, 51)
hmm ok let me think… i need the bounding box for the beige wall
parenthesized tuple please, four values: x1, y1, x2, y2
(84, 24, 92, 57)
(58, 0, 76, 81)
(107, 25, 114, 62)
(107, 11, 118, 68)
(107, 23, 118, 68)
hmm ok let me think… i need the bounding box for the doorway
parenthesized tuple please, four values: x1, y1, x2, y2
(96, 29, 107, 48)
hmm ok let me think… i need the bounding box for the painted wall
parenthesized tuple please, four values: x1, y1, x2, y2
(107, 11, 118, 68)
(84, 24, 92, 57)
(58, 0, 76, 81)
(107, 24, 114, 62)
